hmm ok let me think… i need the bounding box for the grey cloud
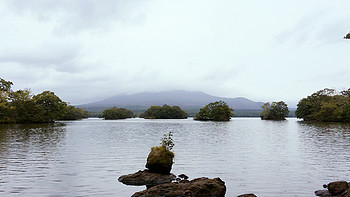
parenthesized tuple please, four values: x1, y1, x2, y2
(0, 42, 82, 73)
(4, 0, 152, 32)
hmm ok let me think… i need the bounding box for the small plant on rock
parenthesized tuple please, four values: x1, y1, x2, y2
(161, 131, 174, 150)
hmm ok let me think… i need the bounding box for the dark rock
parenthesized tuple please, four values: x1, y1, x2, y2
(132, 177, 226, 197)
(178, 173, 189, 180)
(237, 194, 257, 197)
(146, 146, 174, 174)
(315, 190, 331, 197)
(118, 170, 176, 187)
(328, 181, 349, 196)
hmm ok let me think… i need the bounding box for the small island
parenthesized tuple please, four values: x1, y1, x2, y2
(194, 100, 234, 121)
(140, 104, 187, 119)
(101, 107, 135, 120)
(260, 101, 289, 120)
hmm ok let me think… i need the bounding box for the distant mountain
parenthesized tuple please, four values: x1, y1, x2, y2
(78, 90, 264, 111)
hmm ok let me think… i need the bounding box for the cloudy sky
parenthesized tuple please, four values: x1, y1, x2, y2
(0, 0, 349, 106)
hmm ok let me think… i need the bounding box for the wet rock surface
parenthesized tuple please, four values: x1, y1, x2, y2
(315, 181, 350, 197)
(131, 177, 226, 197)
(118, 170, 176, 187)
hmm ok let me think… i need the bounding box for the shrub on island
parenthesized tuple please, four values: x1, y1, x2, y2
(260, 101, 289, 120)
(296, 88, 350, 122)
(194, 100, 234, 121)
(102, 107, 135, 120)
(141, 105, 187, 119)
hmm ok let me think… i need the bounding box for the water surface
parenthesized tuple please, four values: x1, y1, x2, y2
(1, 118, 350, 196)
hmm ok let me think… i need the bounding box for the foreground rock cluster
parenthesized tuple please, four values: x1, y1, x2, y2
(131, 177, 226, 197)
(315, 181, 350, 197)
(118, 144, 227, 196)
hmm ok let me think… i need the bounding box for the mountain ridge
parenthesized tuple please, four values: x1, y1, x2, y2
(78, 90, 264, 110)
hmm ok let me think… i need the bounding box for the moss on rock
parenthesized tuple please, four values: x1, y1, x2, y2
(146, 145, 174, 174)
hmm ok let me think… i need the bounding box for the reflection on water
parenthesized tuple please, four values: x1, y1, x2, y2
(0, 123, 66, 195)
(0, 118, 350, 196)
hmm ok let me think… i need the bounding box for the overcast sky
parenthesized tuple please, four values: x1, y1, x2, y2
(0, 0, 349, 106)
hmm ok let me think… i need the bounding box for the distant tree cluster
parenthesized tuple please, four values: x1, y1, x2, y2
(296, 88, 350, 122)
(194, 100, 234, 121)
(260, 101, 289, 120)
(0, 78, 89, 123)
(60, 106, 90, 120)
(141, 105, 187, 119)
(102, 107, 135, 120)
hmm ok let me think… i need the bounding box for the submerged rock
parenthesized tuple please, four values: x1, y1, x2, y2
(131, 177, 226, 197)
(237, 194, 257, 197)
(118, 170, 176, 187)
(146, 145, 174, 174)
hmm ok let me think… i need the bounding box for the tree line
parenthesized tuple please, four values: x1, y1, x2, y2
(0, 78, 89, 123)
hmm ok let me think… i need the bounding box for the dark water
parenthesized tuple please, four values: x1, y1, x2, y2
(1, 118, 350, 196)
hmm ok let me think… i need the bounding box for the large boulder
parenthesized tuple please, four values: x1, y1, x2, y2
(146, 145, 174, 174)
(132, 177, 226, 197)
(328, 181, 349, 196)
(118, 170, 176, 187)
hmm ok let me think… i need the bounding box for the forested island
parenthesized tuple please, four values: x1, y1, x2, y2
(0, 78, 89, 123)
(102, 107, 135, 120)
(140, 105, 188, 119)
(194, 101, 234, 121)
(260, 101, 289, 120)
(296, 88, 350, 122)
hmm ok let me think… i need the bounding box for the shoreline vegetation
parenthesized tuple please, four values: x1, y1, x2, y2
(0, 78, 89, 124)
(1, 78, 349, 123)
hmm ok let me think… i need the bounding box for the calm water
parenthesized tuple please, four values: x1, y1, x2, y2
(1, 118, 350, 196)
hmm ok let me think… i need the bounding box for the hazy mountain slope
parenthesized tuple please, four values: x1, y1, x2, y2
(79, 90, 264, 110)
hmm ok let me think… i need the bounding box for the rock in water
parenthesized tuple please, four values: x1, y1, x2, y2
(146, 145, 174, 174)
(328, 181, 349, 196)
(132, 177, 226, 197)
(315, 190, 331, 197)
(118, 170, 176, 187)
(237, 194, 257, 197)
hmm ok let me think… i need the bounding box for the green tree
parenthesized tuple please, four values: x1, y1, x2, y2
(102, 107, 134, 120)
(296, 88, 350, 122)
(0, 78, 14, 123)
(32, 91, 68, 123)
(194, 100, 234, 121)
(260, 101, 289, 120)
(141, 105, 187, 119)
(60, 106, 90, 120)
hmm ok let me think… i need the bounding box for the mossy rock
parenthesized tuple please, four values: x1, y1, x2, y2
(146, 146, 174, 174)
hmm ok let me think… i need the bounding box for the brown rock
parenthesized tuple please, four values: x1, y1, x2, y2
(146, 146, 174, 174)
(328, 181, 349, 196)
(118, 170, 176, 187)
(132, 177, 226, 197)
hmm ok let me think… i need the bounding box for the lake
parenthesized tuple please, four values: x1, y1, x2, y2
(1, 118, 350, 196)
